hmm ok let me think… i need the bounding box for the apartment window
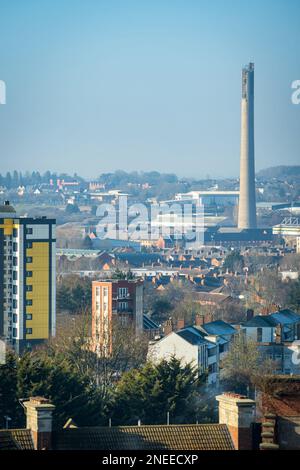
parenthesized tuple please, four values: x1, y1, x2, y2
(13, 328, 18, 338)
(13, 299, 18, 309)
(26, 285, 33, 292)
(26, 328, 32, 335)
(13, 228, 18, 238)
(26, 299, 33, 306)
(13, 242, 18, 252)
(118, 287, 128, 299)
(26, 271, 32, 277)
(13, 271, 18, 281)
(13, 285, 18, 295)
(26, 241, 33, 249)
(13, 314, 18, 323)
(26, 314, 32, 320)
(119, 301, 128, 311)
(13, 257, 18, 266)
(26, 256, 33, 263)
(208, 347, 217, 357)
(257, 328, 263, 342)
(26, 228, 33, 235)
(208, 363, 217, 373)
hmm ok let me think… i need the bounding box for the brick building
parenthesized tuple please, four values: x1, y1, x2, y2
(92, 279, 143, 355)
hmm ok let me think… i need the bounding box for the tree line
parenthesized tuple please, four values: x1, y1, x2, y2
(0, 316, 205, 429)
(0, 170, 85, 189)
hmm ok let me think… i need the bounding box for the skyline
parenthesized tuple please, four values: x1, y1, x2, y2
(0, 0, 299, 179)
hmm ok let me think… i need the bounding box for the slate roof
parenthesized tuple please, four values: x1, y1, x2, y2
(244, 315, 278, 328)
(52, 424, 234, 450)
(143, 315, 159, 330)
(177, 327, 207, 345)
(0, 430, 34, 450)
(270, 309, 300, 325)
(198, 320, 237, 336)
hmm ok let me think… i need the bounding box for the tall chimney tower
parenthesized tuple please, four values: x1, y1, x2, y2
(238, 62, 257, 229)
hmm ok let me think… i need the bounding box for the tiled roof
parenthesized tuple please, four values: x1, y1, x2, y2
(0, 429, 34, 450)
(195, 292, 231, 304)
(53, 424, 234, 450)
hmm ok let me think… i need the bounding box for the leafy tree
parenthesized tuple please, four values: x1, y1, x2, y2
(287, 279, 300, 312)
(110, 357, 201, 425)
(223, 250, 244, 273)
(17, 352, 104, 428)
(65, 203, 80, 214)
(56, 275, 92, 313)
(0, 351, 22, 428)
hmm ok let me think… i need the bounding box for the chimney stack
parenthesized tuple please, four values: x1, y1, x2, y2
(246, 309, 254, 321)
(177, 318, 185, 330)
(163, 319, 173, 336)
(195, 314, 204, 327)
(238, 62, 257, 229)
(216, 393, 256, 450)
(24, 397, 55, 450)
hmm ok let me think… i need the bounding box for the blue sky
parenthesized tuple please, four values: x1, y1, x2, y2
(0, 0, 299, 178)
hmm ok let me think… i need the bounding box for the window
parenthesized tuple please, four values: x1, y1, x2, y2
(26, 299, 33, 306)
(13, 242, 18, 252)
(26, 314, 32, 320)
(208, 363, 217, 373)
(13, 328, 18, 338)
(26, 328, 32, 334)
(26, 241, 33, 249)
(13, 228, 18, 238)
(13, 257, 18, 266)
(26, 271, 32, 277)
(13, 271, 18, 281)
(118, 287, 128, 299)
(13, 285, 18, 295)
(26, 285, 33, 292)
(26, 256, 33, 263)
(257, 328, 263, 342)
(13, 314, 18, 323)
(208, 347, 217, 357)
(119, 301, 128, 311)
(13, 299, 18, 309)
(26, 227, 33, 235)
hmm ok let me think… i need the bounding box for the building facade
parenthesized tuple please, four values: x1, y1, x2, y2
(92, 278, 143, 355)
(0, 202, 56, 355)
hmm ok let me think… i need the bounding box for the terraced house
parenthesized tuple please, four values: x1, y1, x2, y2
(0, 201, 56, 355)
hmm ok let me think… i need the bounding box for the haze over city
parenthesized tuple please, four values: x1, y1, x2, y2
(0, 0, 299, 178)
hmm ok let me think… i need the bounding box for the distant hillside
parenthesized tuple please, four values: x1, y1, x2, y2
(257, 166, 300, 179)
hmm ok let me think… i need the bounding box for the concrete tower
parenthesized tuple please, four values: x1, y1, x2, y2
(238, 62, 257, 229)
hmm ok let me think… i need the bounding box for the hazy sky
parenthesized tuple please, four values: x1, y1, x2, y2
(0, 0, 299, 179)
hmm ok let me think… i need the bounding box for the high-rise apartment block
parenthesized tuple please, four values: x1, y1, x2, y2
(92, 279, 143, 355)
(0, 201, 56, 355)
(238, 62, 257, 229)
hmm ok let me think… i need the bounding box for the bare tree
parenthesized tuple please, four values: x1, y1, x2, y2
(221, 332, 277, 395)
(46, 313, 148, 402)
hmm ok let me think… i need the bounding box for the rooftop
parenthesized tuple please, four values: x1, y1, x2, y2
(52, 424, 234, 450)
(197, 320, 237, 336)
